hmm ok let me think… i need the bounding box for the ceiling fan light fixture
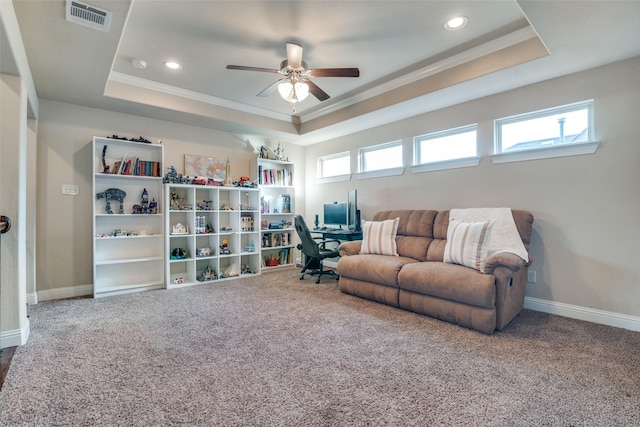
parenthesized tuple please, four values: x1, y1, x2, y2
(278, 81, 309, 103)
(131, 58, 147, 69)
(445, 16, 468, 30)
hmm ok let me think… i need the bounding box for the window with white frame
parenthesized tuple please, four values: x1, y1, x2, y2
(317, 151, 350, 179)
(413, 124, 477, 165)
(359, 140, 403, 173)
(495, 100, 593, 154)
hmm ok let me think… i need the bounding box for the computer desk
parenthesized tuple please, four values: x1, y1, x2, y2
(311, 228, 363, 241)
(307, 229, 362, 271)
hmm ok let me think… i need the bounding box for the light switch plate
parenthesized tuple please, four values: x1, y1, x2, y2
(62, 184, 79, 195)
(527, 270, 536, 283)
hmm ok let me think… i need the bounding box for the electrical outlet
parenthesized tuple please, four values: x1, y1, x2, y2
(62, 184, 79, 195)
(527, 270, 536, 283)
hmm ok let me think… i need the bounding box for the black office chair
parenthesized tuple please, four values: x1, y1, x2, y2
(294, 215, 340, 283)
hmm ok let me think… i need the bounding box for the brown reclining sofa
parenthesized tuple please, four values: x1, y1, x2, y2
(337, 209, 534, 334)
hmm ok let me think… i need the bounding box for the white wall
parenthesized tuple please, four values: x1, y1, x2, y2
(304, 57, 640, 320)
(0, 73, 30, 347)
(35, 100, 304, 299)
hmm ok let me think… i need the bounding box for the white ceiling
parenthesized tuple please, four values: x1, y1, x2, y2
(8, 0, 640, 146)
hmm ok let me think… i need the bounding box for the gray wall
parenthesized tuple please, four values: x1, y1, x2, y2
(303, 57, 640, 318)
(35, 100, 303, 297)
(34, 56, 639, 322)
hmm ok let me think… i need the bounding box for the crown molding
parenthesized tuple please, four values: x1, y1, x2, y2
(107, 71, 293, 123)
(300, 26, 541, 123)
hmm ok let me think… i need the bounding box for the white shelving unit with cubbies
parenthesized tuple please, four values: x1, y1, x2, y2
(165, 184, 261, 288)
(92, 136, 164, 298)
(251, 157, 296, 271)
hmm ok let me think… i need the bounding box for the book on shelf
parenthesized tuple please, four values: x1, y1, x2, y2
(261, 232, 290, 248)
(259, 168, 293, 186)
(110, 159, 161, 177)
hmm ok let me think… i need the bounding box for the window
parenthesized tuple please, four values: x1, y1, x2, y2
(410, 125, 479, 173)
(492, 100, 597, 163)
(414, 125, 477, 164)
(317, 151, 350, 181)
(359, 141, 403, 174)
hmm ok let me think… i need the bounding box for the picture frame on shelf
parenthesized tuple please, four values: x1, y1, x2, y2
(184, 154, 226, 181)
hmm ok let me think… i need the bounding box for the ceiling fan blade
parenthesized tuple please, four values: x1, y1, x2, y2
(257, 79, 284, 97)
(304, 79, 330, 102)
(286, 42, 304, 69)
(308, 68, 360, 78)
(226, 65, 279, 73)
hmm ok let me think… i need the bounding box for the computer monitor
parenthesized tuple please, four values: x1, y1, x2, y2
(323, 202, 347, 228)
(348, 189, 360, 231)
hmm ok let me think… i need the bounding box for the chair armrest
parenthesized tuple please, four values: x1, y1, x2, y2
(338, 241, 362, 257)
(318, 239, 341, 250)
(483, 252, 526, 275)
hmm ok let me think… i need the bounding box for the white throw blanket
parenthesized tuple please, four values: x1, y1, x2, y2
(449, 208, 529, 262)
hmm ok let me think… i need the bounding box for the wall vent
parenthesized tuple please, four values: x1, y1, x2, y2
(66, 0, 112, 32)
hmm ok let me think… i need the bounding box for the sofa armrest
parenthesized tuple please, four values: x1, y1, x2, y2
(483, 252, 526, 275)
(338, 241, 362, 257)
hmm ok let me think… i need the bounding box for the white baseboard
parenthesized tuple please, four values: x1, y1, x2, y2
(37, 284, 93, 302)
(524, 296, 640, 332)
(27, 292, 38, 305)
(0, 318, 30, 348)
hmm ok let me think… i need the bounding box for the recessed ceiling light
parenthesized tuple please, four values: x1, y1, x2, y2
(131, 58, 147, 69)
(445, 16, 468, 30)
(164, 61, 183, 70)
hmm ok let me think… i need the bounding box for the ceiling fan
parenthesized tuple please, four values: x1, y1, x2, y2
(226, 42, 359, 104)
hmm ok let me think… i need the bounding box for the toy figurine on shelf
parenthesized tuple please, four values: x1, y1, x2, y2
(197, 247, 213, 257)
(196, 200, 212, 210)
(244, 241, 255, 253)
(163, 166, 183, 184)
(224, 158, 233, 186)
(171, 223, 188, 235)
(101, 145, 110, 174)
(149, 199, 158, 214)
(170, 247, 188, 260)
(275, 142, 284, 161)
(96, 188, 126, 214)
(170, 189, 186, 210)
(130, 136, 151, 143)
(219, 237, 231, 255)
(197, 265, 217, 282)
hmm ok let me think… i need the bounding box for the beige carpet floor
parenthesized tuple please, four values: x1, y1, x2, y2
(0, 269, 638, 426)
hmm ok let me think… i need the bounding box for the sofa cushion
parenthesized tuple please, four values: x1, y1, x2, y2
(372, 210, 438, 261)
(361, 217, 400, 256)
(398, 262, 496, 309)
(443, 219, 494, 272)
(337, 254, 418, 288)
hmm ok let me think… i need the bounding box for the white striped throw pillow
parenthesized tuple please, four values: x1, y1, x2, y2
(444, 219, 494, 272)
(360, 217, 400, 256)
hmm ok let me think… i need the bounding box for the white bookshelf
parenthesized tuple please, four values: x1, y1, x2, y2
(164, 184, 261, 288)
(92, 136, 164, 298)
(251, 157, 296, 271)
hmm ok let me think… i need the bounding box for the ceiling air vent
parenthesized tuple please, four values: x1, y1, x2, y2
(66, 0, 112, 32)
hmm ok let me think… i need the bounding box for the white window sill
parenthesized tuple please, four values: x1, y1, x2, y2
(410, 156, 480, 173)
(316, 174, 352, 184)
(491, 141, 600, 164)
(356, 167, 405, 180)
